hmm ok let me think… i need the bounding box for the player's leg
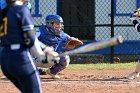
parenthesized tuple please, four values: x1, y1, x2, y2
(0, 47, 3, 65)
(1, 63, 23, 91)
(18, 69, 42, 93)
(16, 51, 42, 93)
(0, 48, 23, 91)
(47, 55, 70, 79)
(2, 49, 42, 93)
(127, 59, 140, 79)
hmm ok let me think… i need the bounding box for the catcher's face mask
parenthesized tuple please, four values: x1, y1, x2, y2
(46, 14, 64, 34)
(51, 22, 64, 34)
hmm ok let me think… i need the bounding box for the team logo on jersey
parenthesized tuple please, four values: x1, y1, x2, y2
(0, 17, 7, 37)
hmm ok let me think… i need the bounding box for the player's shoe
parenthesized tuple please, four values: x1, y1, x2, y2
(38, 68, 47, 75)
(127, 72, 139, 80)
(46, 69, 60, 79)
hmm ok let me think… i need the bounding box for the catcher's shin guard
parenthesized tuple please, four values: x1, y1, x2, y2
(46, 69, 60, 79)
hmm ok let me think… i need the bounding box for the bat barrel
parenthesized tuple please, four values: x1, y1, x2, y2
(117, 35, 123, 44)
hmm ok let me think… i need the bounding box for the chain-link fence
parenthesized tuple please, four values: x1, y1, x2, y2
(31, 0, 140, 63)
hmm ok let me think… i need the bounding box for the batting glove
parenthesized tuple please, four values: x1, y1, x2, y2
(43, 47, 60, 64)
(46, 51, 60, 64)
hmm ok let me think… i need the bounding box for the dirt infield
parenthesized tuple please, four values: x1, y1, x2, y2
(0, 69, 140, 93)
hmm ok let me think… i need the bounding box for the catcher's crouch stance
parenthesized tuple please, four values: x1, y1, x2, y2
(127, 8, 140, 79)
(36, 14, 83, 79)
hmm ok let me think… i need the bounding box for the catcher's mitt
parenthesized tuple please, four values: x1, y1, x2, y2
(65, 37, 83, 50)
(134, 8, 140, 17)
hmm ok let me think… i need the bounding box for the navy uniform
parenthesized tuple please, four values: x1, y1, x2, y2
(0, 0, 31, 63)
(36, 15, 71, 79)
(0, 0, 43, 93)
(0, 0, 7, 64)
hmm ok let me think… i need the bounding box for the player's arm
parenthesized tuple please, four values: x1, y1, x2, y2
(23, 28, 46, 62)
(21, 6, 60, 66)
(24, 30, 59, 66)
(19, 6, 45, 61)
(24, 28, 60, 67)
(35, 27, 50, 50)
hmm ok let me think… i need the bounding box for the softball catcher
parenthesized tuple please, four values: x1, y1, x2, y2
(36, 14, 83, 79)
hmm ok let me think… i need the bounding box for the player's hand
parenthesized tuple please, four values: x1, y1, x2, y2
(37, 53, 46, 63)
(36, 51, 60, 68)
(43, 47, 60, 64)
(46, 51, 60, 64)
(35, 46, 60, 68)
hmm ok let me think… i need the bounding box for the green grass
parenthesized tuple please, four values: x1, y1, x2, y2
(67, 62, 137, 70)
(0, 62, 137, 71)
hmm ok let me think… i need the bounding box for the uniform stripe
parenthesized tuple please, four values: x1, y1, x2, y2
(27, 50, 42, 93)
(22, 25, 34, 31)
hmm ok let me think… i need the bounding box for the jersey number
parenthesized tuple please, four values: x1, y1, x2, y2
(0, 17, 7, 37)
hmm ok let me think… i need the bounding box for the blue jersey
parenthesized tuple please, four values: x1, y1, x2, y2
(36, 24, 70, 54)
(0, 4, 34, 46)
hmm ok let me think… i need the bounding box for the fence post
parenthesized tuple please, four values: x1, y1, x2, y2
(110, 0, 115, 63)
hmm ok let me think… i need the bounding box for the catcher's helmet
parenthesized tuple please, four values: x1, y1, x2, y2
(45, 14, 64, 34)
(46, 14, 63, 25)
